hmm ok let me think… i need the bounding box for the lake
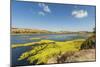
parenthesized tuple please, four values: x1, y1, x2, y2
(11, 34, 88, 66)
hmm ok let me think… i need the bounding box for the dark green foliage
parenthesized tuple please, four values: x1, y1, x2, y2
(93, 27, 96, 34)
(80, 35, 96, 50)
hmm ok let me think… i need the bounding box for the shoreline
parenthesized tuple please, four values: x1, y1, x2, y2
(11, 39, 85, 48)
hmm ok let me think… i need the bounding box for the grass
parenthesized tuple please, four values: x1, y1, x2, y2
(12, 42, 35, 48)
(17, 39, 85, 64)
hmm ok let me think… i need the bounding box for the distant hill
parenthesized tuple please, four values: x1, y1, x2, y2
(11, 28, 52, 34)
(11, 28, 92, 34)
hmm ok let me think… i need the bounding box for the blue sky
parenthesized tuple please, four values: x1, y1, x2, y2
(12, 0, 96, 32)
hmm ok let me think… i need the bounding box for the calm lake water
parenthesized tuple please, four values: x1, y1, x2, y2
(11, 34, 88, 66)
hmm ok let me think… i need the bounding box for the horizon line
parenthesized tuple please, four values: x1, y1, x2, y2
(12, 27, 94, 32)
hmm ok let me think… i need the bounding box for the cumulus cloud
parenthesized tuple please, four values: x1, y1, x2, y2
(72, 10, 88, 18)
(38, 3, 51, 13)
(38, 11, 45, 16)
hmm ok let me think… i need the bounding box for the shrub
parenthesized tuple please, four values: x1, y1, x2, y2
(80, 35, 96, 50)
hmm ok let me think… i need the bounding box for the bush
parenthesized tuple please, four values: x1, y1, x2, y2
(80, 35, 96, 50)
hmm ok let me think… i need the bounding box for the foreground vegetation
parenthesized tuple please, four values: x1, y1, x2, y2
(15, 39, 85, 64)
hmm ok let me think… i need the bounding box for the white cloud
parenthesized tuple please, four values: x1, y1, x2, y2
(38, 11, 45, 16)
(38, 3, 51, 13)
(43, 5, 51, 13)
(72, 10, 88, 18)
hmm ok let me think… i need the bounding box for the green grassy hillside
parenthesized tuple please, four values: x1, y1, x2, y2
(16, 39, 85, 64)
